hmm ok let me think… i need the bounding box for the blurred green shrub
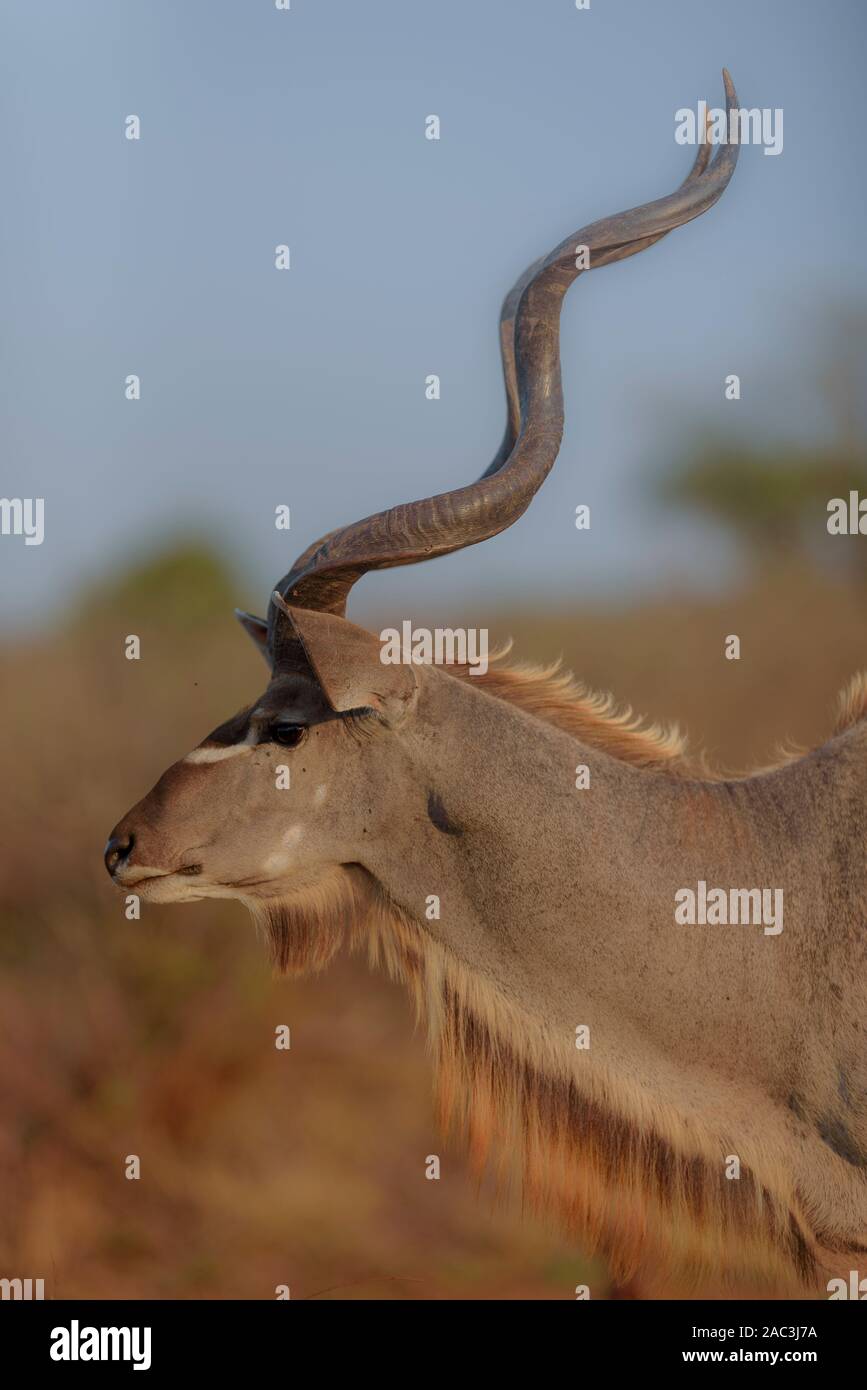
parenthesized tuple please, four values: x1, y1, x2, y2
(78, 538, 240, 631)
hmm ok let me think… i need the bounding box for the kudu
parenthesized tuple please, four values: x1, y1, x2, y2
(106, 72, 867, 1297)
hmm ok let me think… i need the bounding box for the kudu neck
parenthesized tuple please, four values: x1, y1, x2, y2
(363, 665, 850, 1081)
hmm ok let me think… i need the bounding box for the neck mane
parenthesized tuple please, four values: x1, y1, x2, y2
(349, 891, 816, 1297)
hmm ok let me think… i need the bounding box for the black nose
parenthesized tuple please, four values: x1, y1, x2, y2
(104, 833, 134, 877)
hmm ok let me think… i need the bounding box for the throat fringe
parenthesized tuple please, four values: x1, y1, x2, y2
(248, 865, 819, 1296)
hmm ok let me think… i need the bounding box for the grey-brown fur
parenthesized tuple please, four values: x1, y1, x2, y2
(104, 74, 866, 1292)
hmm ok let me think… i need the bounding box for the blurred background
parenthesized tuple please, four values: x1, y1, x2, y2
(1, 0, 866, 1298)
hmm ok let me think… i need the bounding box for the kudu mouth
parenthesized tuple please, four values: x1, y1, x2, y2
(103, 829, 203, 888)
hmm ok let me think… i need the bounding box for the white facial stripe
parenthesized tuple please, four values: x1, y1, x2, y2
(185, 741, 254, 764)
(262, 851, 293, 874)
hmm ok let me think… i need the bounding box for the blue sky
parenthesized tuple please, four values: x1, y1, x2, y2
(2, 0, 865, 629)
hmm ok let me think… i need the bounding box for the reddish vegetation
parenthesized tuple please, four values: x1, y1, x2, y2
(1, 569, 864, 1298)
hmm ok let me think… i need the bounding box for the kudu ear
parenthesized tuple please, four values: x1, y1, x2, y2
(272, 593, 417, 724)
(235, 609, 270, 664)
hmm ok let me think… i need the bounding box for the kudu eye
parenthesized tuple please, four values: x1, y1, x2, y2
(269, 722, 306, 748)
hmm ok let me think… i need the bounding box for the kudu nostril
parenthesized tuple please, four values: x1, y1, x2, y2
(104, 832, 135, 877)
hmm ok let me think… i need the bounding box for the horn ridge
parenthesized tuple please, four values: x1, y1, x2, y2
(268, 70, 740, 638)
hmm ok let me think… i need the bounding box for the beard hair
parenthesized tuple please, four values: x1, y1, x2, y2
(244, 864, 379, 976)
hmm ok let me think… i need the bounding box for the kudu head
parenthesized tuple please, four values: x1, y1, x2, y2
(105, 73, 739, 967)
